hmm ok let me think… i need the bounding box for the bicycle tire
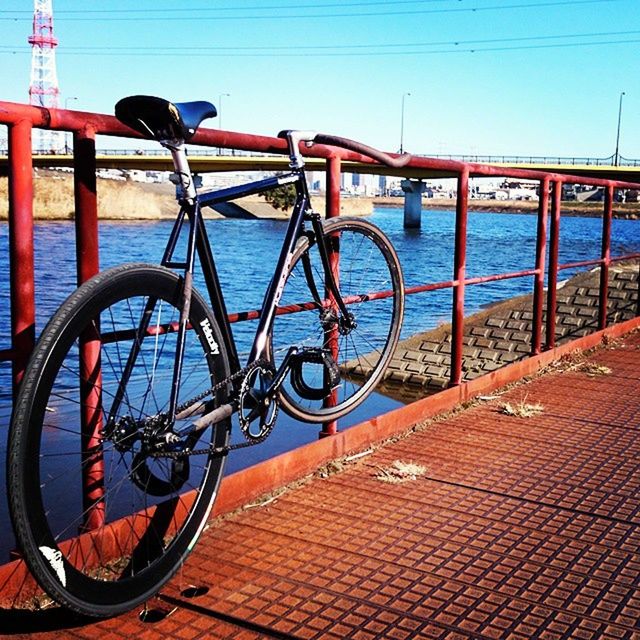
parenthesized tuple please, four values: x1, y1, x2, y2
(270, 217, 404, 423)
(8, 263, 231, 617)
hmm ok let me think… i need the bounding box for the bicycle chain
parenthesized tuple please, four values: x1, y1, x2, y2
(151, 359, 271, 460)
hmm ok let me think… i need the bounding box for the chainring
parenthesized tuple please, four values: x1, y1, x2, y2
(238, 361, 278, 443)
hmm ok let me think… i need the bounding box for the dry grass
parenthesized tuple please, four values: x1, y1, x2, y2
(0, 172, 174, 220)
(374, 460, 427, 484)
(577, 362, 613, 376)
(542, 350, 614, 378)
(500, 399, 544, 418)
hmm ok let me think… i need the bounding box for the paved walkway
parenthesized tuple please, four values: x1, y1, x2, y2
(2, 331, 640, 639)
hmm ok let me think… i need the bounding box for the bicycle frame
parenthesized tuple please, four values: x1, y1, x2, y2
(150, 145, 344, 425)
(105, 132, 352, 433)
(164, 170, 309, 371)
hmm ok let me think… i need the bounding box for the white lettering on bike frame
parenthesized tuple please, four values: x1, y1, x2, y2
(277, 174, 299, 186)
(273, 252, 294, 308)
(199, 318, 220, 356)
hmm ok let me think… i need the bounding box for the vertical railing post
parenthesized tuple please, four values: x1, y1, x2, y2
(450, 168, 469, 386)
(546, 180, 562, 350)
(320, 155, 341, 438)
(74, 126, 99, 284)
(73, 126, 105, 529)
(531, 177, 550, 354)
(7, 119, 36, 395)
(598, 185, 613, 330)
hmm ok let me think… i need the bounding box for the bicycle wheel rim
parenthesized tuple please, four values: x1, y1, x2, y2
(9, 264, 230, 616)
(271, 218, 404, 423)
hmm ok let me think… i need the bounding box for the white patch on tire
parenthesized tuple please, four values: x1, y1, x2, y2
(39, 546, 66, 587)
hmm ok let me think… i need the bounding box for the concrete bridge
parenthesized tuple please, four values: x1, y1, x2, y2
(5, 150, 640, 230)
(3, 150, 640, 183)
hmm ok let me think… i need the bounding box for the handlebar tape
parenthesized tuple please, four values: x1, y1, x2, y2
(313, 133, 413, 168)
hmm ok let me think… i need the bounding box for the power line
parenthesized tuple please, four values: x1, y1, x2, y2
(1, 29, 638, 57)
(1, 0, 481, 15)
(1, 37, 637, 58)
(0, 0, 624, 22)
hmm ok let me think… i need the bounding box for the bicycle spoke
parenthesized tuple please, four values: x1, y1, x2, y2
(10, 264, 230, 615)
(272, 220, 402, 422)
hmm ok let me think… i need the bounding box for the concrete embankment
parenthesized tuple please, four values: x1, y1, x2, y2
(371, 264, 639, 403)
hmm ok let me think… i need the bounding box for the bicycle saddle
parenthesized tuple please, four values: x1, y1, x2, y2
(115, 95, 217, 141)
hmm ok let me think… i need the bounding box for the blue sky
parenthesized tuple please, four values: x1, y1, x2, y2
(1, 0, 638, 158)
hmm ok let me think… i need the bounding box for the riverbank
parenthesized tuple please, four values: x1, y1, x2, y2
(0, 173, 373, 221)
(374, 196, 640, 219)
(363, 263, 639, 404)
(1, 174, 639, 220)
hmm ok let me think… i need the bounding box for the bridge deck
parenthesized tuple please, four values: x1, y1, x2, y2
(3, 153, 640, 182)
(2, 330, 640, 638)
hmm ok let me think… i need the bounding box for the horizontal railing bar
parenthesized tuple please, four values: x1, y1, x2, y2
(2, 100, 640, 191)
(610, 252, 640, 263)
(464, 268, 539, 286)
(557, 258, 604, 271)
(0, 259, 635, 364)
(0, 253, 634, 360)
(404, 281, 456, 295)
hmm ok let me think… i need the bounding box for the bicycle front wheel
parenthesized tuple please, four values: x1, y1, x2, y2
(271, 217, 404, 423)
(8, 263, 231, 617)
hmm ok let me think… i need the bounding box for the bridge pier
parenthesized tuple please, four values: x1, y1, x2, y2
(401, 179, 426, 228)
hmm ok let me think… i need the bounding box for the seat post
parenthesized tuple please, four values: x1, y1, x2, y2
(165, 141, 197, 202)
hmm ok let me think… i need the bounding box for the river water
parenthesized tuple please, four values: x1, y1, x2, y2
(0, 207, 637, 561)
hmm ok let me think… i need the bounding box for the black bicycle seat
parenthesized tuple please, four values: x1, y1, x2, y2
(115, 95, 217, 141)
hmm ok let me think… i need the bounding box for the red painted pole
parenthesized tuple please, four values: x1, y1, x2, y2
(320, 155, 341, 438)
(74, 126, 100, 284)
(7, 119, 36, 394)
(531, 178, 550, 354)
(598, 185, 613, 330)
(546, 180, 562, 350)
(73, 126, 105, 529)
(450, 168, 469, 386)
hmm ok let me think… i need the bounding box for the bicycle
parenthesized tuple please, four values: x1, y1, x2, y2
(8, 95, 407, 617)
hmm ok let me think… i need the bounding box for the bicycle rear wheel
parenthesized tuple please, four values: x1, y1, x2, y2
(8, 263, 230, 617)
(270, 217, 404, 423)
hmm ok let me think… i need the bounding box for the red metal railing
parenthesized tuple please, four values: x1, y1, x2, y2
(1, 99, 640, 413)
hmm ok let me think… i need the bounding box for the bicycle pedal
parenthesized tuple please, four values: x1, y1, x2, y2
(289, 347, 341, 401)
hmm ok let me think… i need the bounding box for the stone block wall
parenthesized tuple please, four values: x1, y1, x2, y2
(379, 265, 638, 397)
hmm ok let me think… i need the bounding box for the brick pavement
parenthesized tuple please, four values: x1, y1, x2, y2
(1, 330, 639, 638)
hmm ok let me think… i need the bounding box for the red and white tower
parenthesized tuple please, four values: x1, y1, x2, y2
(28, 0, 63, 153)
